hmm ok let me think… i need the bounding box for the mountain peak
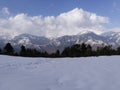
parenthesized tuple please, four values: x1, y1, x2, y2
(77, 31, 95, 35)
(1, 31, 120, 53)
(101, 31, 118, 37)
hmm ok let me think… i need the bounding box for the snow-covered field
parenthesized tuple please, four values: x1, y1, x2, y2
(0, 55, 120, 90)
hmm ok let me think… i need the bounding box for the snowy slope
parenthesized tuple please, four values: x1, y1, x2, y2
(1, 31, 120, 53)
(102, 31, 120, 46)
(0, 55, 120, 90)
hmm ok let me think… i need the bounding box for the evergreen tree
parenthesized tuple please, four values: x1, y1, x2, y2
(0, 48, 2, 54)
(61, 47, 71, 57)
(20, 45, 26, 56)
(56, 50, 60, 55)
(81, 43, 87, 56)
(26, 48, 33, 57)
(117, 47, 120, 55)
(4, 43, 14, 55)
(70, 44, 82, 57)
(86, 44, 92, 56)
(50, 50, 60, 57)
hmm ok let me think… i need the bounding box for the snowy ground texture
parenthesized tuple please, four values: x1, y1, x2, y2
(0, 55, 120, 90)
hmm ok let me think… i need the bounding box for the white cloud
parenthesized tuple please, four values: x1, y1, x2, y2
(0, 8, 109, 38)
(0, 7, 10, 15)
(109, 27, 120, 32)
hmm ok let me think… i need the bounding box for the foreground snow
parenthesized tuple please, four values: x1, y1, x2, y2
(0, 55, 120, 90)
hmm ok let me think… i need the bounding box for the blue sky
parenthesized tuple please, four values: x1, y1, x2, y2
(0, 0, 118, 16)
(0, 0, 120, 37)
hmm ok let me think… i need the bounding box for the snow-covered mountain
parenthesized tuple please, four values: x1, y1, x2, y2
(47, 31, 107, 52)
(1, 31, 120, 53)
(9, 34, 51, 52)
(12, 34, 50, 45)
(101, 31, 120, 46)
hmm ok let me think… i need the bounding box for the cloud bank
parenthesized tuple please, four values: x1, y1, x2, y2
(0, 7, 109, 38)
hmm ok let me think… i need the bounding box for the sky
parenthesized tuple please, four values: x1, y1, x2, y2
(0, 0, 120, 38)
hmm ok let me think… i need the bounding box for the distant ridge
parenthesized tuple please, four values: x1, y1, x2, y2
(0, 31, 120, 53)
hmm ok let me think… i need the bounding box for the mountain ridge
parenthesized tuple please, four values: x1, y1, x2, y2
(0, 31, 120, 53)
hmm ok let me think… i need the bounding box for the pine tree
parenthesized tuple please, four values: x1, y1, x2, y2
(4, 43, 14, 55)
(20, 45, 26, 56)
(70, 44, 81, 57)
(81, 43, 87, 56)
(55, 50, 60, 57)
(86, 44, 92, 56)
(61, 47, 70, 57)
(0, 48, 2, 54)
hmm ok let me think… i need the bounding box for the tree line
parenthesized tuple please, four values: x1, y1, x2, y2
(1, 43, 120, 57)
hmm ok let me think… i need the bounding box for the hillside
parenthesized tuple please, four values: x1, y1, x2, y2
(0, 55, 120, 90)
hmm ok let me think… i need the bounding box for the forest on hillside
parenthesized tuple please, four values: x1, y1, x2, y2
(1, 43, 120, 57)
